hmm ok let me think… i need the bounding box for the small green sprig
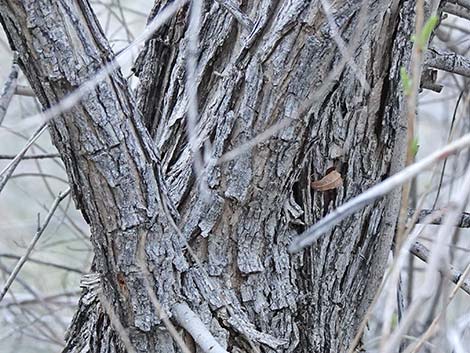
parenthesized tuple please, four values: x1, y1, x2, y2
(400, 67, 412, 96)
(411, 15, 439, 50)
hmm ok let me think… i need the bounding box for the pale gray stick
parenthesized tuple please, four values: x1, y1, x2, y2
(411, 241, 470, 295)
(0, 54, 19, 126)
(173, 302, 229, 353)
(425, 47, 470, 78)
(8, 0, 189, 132)
(14, 85, 34, 97)
(288, 132, 470, 253)
(0, 188, 70, 302)
(0, 123, 48, 194)
(214, 0, 254, 29)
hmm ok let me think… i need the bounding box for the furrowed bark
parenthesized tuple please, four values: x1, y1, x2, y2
(0, 1, 179, 351)
(0, 0, 419, 352)
(134, 0, 415, 352)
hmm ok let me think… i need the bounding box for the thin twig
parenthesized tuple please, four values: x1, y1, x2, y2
(0, 53, 19, 126)
(0, 123, 48, 194)
(0, 290, 81, 309)
(446, 0, 470, 11)
(383, 160, 470, 353)
(136, 240, 192, 353)
(99, 293, 138, 353)
(0, 153, 60, 160)
(320, 0, 370, 92)
(214, 0, 254, 29)
(0, 254, 83, 274)
(289, 132, 470, 253)
(404, 263, 470, 353)
(411, 208, 470, 227)
(0, 188, 70, 302)
(8, 0, 189, 132)
(396, 0, 427, 251)
(410, 241, 470, 295)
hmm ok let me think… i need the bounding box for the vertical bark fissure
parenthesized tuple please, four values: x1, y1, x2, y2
(0, 0, 419, 352)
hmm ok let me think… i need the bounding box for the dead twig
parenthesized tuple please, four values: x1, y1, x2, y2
(0, 188, 70, 302)
(289, 132, 470, 253)
(411, 241, 470, 295)
(173, 302, 228, 353)
(0, 53, 19, 126)
(425, 47, 470, 78)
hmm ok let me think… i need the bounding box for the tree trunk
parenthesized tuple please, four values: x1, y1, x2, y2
(0, 0, 417, 352)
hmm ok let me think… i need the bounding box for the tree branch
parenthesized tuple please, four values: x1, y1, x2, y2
(173, 303, 229, 353)
(445, 0, 470, 11)
(214, 0, 254, 29)
(0, 188, 71, 302)
(0, 153, 60, 160)
(411, 208, 470, 228)
(411, 241, 470, 295)
(425, 47, 470, 77)
(0, 53, 19, 126)
(289, 133, 470, 253)
(442, 2, 470, 20)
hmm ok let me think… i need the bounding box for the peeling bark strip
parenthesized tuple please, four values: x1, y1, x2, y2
(0, 0, 418, 352)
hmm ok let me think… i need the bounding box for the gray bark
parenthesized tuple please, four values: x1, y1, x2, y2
(0, 0, 418, 352)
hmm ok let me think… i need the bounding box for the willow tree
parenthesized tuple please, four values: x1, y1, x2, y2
(0, 0, 433, 352)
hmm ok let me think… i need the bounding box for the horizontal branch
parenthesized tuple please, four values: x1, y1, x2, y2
(424, 47, 470, 77)
(442, 2, 470, 20)
(14, 84, 34, 97)
(0, 253, 83, 274)
(173, 303, 228, 353)
(411, 241, 470, 295)
(411, 208, 470, 228)
(445, 0, 470, 10)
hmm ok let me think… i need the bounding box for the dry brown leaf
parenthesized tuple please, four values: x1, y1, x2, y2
(311, 170, 343, 191)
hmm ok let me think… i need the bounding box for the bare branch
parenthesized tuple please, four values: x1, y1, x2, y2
(289, 132, 470, 253)
(403, 263, 470, 353)
(14, 84, 34, 97)
(425, 47, 470, 78)
(0, 254, 83, 274)
(0, 188, 70, 302)
(214, 0, 254, 29)
(446, 0, 470, 11)
(0, 290, 81, 309)
(411, 208, 470, 228)
(0, 123, 48, 194)
(442, 2, 470, 20)
(411, 241, 470, 295)
(0, 53, 19, 126)
(320, 0, 370, 92)
(0, 153, 60, 160)
(173, 302, 229, 353)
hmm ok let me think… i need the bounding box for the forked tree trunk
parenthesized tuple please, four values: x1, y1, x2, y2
(0, 0, 418, 352)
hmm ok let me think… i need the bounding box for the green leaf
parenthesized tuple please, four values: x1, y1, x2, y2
(415, 15, 439, 50)
(411, 137, 420, 157)
(400, 67, 412, 96)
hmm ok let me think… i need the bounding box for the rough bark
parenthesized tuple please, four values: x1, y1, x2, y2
(0, 0, 417, 352)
